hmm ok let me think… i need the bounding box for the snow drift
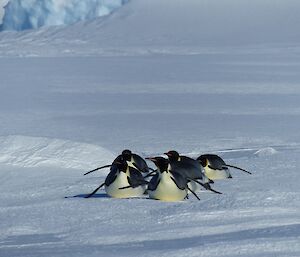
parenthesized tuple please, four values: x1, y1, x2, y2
(0, 1, 300, 256)
(0, 135, 115, 169)
(0, 0, 127, 31)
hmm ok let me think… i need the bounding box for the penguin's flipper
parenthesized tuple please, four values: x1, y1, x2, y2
(85, 183, 105, 198)
(119, 185, 132, 190)
(191, 179, 222, 194)
(205, 185, 222, 195)
(84, 164, 111, 175)
(128, 167, 148, 188)
(119, 178, 149, 190)
(104, 167, 119, 185)
(143, 170, 157, 179)
(147, 174, 160, 191)
(187, 186, 200, 201)
(170, 172, 188, 190)
(225, 164, 252, 174)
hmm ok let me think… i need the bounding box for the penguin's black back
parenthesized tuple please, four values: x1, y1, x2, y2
(170, 160, 203, 180)
(111, 153, 149, 173)
(132, 154, 149, 173)
(182, 156, 203, 174)
(112, 154, 124, 164)
(180, 155, 199, 166)
(197, 154, 227, 170)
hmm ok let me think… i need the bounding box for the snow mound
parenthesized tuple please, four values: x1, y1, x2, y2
(254, 147, 278, 157)
(0, 0, 126, 31)
(0, 135, 115, 169)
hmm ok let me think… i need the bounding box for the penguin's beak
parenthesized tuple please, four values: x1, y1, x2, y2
(164, 152, 171, 157)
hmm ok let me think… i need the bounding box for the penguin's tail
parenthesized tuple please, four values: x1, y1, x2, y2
(225, 164, 252, 175)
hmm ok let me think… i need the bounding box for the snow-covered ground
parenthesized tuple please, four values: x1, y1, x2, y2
(0, 0, 300, 256)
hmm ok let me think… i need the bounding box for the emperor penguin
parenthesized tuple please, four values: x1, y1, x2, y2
(197, 154, 252, 180)
(85, 158, 147, 199)
(84, 149, 151, 176)
(164, 150, 222, 194)
(146, 157, 200, 201)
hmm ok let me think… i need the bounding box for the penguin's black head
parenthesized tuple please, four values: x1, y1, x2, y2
(197, 155, 208, 167)
(114, 159, 128, 173)
(146, 157, 168, 172)
(164, 150, 180, 162)
(121, 149, 132, 161)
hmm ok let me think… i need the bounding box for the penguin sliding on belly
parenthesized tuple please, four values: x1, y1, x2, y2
(83, 149, 151, 176)
(164, 150, 222, 194)
(146, 157, 200, 201)
(85, 159, 147, 199)
(197, 154, 252, 180)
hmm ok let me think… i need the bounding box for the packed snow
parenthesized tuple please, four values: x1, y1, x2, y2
(0, 0, 300, 256)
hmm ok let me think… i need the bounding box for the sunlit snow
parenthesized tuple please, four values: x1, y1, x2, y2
(0, 1, 300, 257)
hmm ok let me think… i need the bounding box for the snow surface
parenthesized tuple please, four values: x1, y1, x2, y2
(0, 0, 300, 256)
(0, 135, 114, 169)
(1, 0, 300, 56)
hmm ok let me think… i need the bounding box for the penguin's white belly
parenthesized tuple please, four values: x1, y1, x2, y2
(204, 167, 230, 180)
(148, 173, 187, 202)
(105, 172, 145, 198)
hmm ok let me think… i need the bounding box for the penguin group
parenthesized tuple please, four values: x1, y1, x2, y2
(84, 149, 252, 202)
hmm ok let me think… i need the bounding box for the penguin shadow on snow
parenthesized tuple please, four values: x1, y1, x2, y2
(65, 193, 149, 199)
(65, 193, 109, 199)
